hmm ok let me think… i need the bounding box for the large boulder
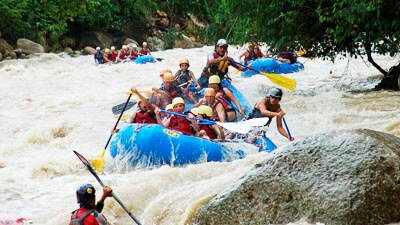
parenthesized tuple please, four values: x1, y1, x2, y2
(0, 38, 13, 54)
(147, 36, 164, 51)
(78, 31, 113, 49)
(122, 38, 139, 47)
(174, 34, 194, 49)
(192, 129, 400, 225)
(82, 46, 96, 55)
(16, 39, 45, 54)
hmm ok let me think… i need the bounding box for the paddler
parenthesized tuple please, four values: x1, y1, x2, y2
(248, 87, 294, 141)
(174, 58, 200, 103)
(70, 184, 112, 225)
(128, 87, 157, 124)
(197, 38, 247, 88)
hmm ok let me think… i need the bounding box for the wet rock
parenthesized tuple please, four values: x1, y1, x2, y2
(16, 39, 45, 54)
(82, 46, 96, 55)
(60, 36, 76, 49)
(78, 31, 113, 49)
(7, 51, 17, 59)
(147, 36, 164, 51)
(122, 38, 138, 46)
(0, 52, 2, 61)
(37, 31, 49, 52)
(192, 129, 400, 225)
(174, 34, 194, 49)
(375, 64, 400, 91)
(0, 38, 13, 54)
(156, 9, 169, 28)
(63, 47, 73, 54)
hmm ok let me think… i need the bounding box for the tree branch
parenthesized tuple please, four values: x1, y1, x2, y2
(365, 42, 388, 76)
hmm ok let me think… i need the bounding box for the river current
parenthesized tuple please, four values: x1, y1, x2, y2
(0, 46, 399, 224)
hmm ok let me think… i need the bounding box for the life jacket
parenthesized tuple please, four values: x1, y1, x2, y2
(202, 52, 230, 78)
(109, 52, 117, 61)
(70, 208, 107, 225)
(94, 52, 104, 63)
(130, 50, 138, 59)
(248, 97, 280, 126)
(140, 48, 150, 55)
(199, 124, 216, 139)
(215, 89, 233, 111)
(119, 50, 127, 60)
(175, 70, 191, 88)
(169, 115, 193, 135)
(210, 100, 225, 122)
(134, 110, 157, 124)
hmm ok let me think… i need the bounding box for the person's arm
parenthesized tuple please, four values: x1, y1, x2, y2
(276, 111, 294, 141)
(152, 87, 170, 98)
(258, 99, 280, 118)
(94, 186, 112, 213)
(223, 87, 244, 115)
(212, 124, 225, 139)
(215, 103, 226, 122)
(94, 54, 98, 64)
(189, 70, 201, 88)
(154, 107, 164, 125)
(193, 98, 206, 107)
(131, 87, 155, 111)
(229, 57, 247, 71)
(238, 51, 247, 62)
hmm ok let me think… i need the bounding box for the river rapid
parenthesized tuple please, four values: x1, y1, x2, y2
(0, 46, 399, 225)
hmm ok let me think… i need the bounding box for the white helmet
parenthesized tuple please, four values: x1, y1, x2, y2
(111, 46, 115, 50)
(142, 42, 147, 46)
(216, 39, 228, 47)
(132, 44, 138, 48)
(95, 47, 101, 51)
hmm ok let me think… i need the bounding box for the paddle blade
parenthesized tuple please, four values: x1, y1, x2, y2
(260, 71, 297, 91)
(90, 149, 106, 173)
(237, 117, 270, 127)
(217, 122, 252, 134)
(114, 114, 131, 120)
(112, 101, 136, 115)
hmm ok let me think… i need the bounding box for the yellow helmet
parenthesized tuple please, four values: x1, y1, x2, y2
(172, 97, 185, 107)
(208, 75, 221, 84)
(204, 88, 216, 97)
(198, 105, 212, 117)
(190, 107, 199, 115)
(163, 72, 174, 82)
(179, 58, 190, 67)
(104, 48, 110, 53)
(159, 68, 172, 77)
(165, 104, 173, 111)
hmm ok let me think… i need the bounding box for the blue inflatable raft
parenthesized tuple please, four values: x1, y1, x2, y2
(241, 58, 304, 77)
(133, 55, 156, 64)
(110, 124, 276, 167)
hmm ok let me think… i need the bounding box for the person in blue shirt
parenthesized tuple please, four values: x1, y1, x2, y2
(94, 47, 104, 65)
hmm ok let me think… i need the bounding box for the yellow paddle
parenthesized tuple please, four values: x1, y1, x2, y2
(114, 114, 131, 120)
(91, 93, 133, 172)
(231, 59, 297, 91)
(259, 71, 297, 91)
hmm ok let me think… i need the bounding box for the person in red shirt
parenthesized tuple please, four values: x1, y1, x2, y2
(70, 184, 112, 225)
(128, 87, 157, 124)
(139, 42, 151, 55)
(109, 46, 117, 62)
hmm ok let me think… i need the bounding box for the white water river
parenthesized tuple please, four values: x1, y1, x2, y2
(0, 46, 399, 225)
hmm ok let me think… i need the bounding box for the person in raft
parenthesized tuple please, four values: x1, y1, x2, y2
(248, 87, 294, 141)
(155, 97, 196, 136)
(139, 42, 151, 55)
(128, 87, 157, 124)
(69, 184, 112, 225)
(174, 58, 201, 102)
(197, 38, 247, 88)
(94, 47, 104, 65)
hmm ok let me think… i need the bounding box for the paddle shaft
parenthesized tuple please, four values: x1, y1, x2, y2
(282, 117, 292, 139)
(105, 94, 132, 149)
(73, 151, 142, 225)
(160, 109, 216, 124)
